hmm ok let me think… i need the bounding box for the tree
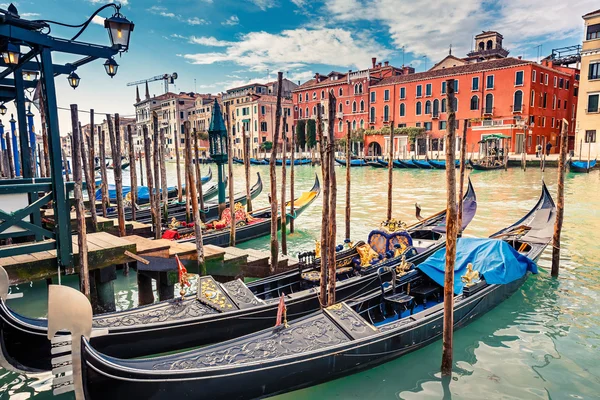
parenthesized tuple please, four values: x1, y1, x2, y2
(260, 141, 273, 151)
(306, 119, 317, 149)
(296, 120, 306, 149)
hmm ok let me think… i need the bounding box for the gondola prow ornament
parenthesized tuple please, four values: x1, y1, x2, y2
(275, 293, 288, 329)
(176, 255, 191, 300)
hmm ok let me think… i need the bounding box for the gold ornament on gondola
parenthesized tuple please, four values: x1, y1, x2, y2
(461, 263, 480, 287)
(315, 240, 321, 258)
(380, 218, 407, 233)
(395, 255, 412, 276)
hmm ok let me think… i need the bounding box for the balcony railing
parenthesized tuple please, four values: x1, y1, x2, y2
(432, 111, 439, 119)
(483, 107, 495, 115)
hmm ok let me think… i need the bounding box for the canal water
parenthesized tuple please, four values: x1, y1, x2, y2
(2, 163, 599, 399)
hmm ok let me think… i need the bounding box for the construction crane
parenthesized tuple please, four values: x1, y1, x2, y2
(127, 72, 178, 94)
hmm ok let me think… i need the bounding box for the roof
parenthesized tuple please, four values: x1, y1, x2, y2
(429, 54, 468, 71)
(227, 82, 267, 93)
(477, 30, 503, 37)
(371, 58, 533, 87)
(583, 9, 600, 18)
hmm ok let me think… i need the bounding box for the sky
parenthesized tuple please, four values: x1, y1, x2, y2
(1, 0, 598, 135)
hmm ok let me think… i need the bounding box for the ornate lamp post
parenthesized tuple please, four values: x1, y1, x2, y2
(208, 99, 228, 213)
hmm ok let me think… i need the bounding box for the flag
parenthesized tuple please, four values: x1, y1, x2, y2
(175, 255, 191, 299)
(275, 293, 287, 327)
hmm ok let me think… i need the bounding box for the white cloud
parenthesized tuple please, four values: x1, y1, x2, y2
(251, 0, 277, 10)
(222, 15, 239, 26)
(190, 36, 233, 46)
(148, 6, 207, 25)
(91, 15, 104, 26)
(88, 0, 128, 5)
(187, 17, 208, 25)
(291, 0, 307, 6)
(181, 27, 391, 72)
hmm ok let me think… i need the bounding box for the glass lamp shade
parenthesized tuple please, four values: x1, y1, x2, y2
(104, 58, 119, 78)
(0, 104, 6, 116)
(105, 14, 134, 51)
(2, 43, 19, 65)
(67, 72, 80, 89)
(22, 70, 38, 81)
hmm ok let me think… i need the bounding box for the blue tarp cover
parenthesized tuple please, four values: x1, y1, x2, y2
(96, 185, 176, 201)
(572, 160, 596, 169)
(417, 238, 538, 294)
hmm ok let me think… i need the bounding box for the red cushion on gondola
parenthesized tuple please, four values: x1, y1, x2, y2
(162, 230, 179, 240)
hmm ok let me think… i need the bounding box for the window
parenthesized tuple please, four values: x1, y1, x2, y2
(543, 92, 548, 108)
(305, 93, 308, 101)
(399, 103, 406, 117)
(360, 119, 364, 129)
(352, 101, 357, 113)
(452, 97, 458, 112)
(305, 107, 308, 117)
(558, 99, 561, 109)
(587, 23, 600, 40)
(338, 102, 343, 113)
(416, 101, 422, 115)
(298, 94, 302, 103)
(454, 79, 459, 92)
(313, 106, 317, 116)
(416, 85, 422, 97)
(532, 70, 536, 82)
(472, 77, 479, 91)
(515, 71, 524, 86)
(299, 108, 303, 118)
(589, 63, 600, 80)
(261, 106, 266, 115)
(439, 121, 447, 130)
(339, 88, 343, 96)
(545, 74, 549, 85)
(513, 90, 523, 112)
(426, 83, 432, 96)
(554, 76, 558, 87)
(260, 122, 267, 131)
(384, 89, 390, 101)
(585, 130, 597, 143)
(531, 90, 535, 107)
(566, 80, 570, 89)
(424, 122, 432, 131)
(551, 117, 555, 128)
(312, 92, 316, 99)
(338, 120, 343, 132)
(441, 98, 446, 112)
(552, 95, 557, 110)
(352, 120, 357, 130)
(400, 87, 406, 99)
(416, 122, 421, 127)
(384, 105, 390, 121)
(321, 90, 325, 99)
(470, 95, 479, 110)
(423, 100, 430, 114)
(370, 107, 376, 122)
(588, 94, 599, 113)
(433, 99, 439, 116)
(559, 78, 564, 88)
(485, 93, 494, 113)
(360, 100, 364, 112)
(486, 75, 494, 89)
(359, 83, 363, 93)
(370, 91, 376, 103)
(441, 81, 447, 94)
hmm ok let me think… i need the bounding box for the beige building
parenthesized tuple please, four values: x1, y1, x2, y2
(576, 9, 600, 158)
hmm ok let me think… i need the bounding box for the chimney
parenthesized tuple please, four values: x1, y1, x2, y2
(378, 62, 382, 67)
(518, 56, 522, 60)
(315, 73, 320, 81)
(372, 57, 377, 68)
(403, 66, 415, 75)
(384, 61, 389, 67)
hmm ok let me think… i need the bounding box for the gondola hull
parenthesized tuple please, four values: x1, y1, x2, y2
(411, 158, 433, 169)
(398, 159, 418, 168)
(569, 159, 596, 173)
(427, 159, 459, 169)
(469, 159, 505, 170)
(335, 158, 368, 167)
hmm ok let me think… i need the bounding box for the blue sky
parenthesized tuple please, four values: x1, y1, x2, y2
(2, 0, 598, 134)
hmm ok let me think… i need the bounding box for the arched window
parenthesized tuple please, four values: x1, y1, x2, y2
(321, 90, 325, 99)
(352, 101, 357, 113)
(478, 42, 485, 51)
(384, 105, 390, 121)
(339, 102, 343, 113)
(470, 95, 479, 111)
(338, 120, 343, 132)
(485, 93, 494, 113)
(400, 103, 405, 117)
(370, 107, 376, 123)
(298, 94, 302, 103)
(352, 120, 357, 130)
(416, 101, 422, 115)
(425, 100, 431, 114)
(360, 119, 364, 129)
(299, 108, 303, 118)
(530, 90, 535, 107)
(433, 99, 439, 116)
(514, 90, 523, 112)
(441, 98, 446, 112)
(354, 84, 359, 94)
(552, 94, 557, 109)
(359, 83, 363, 93)
(452, 97, 458, 112)
(305, 107, 308, 117)
(321, 105, 325, 114)
(360, 100, 364, 112)
(339, 88, 343, 96)
(312, 92, 316, 99)
(313, 106, 317, 116)
(486, 40, 493, 50)
(305, 93, 308, 101)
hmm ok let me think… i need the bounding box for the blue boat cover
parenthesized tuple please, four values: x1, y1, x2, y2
(417, 238, 537, 294)
(96, 185, 176, 201)
(572, 160, 596, 169)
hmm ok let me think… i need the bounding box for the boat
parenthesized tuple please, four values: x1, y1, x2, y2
(249, 158, 269, 165)
(427, 159, 460, 169)
(232, 157, 244, 164)
(335, 158, 368, 167)
(411, 157, 433, 169)
(569, 159, 596, 173)
(0, 181, 475, 375)
(397, 159, 418, 168)
(392, 159, 406, 168)
(366, 159, 388, 168)
(275, 158, 312, 166)
(169, 175, 320, 246)
(70, 183, 553, 400)
(469, 159, 505, 171)
(120, 162, 130, 170)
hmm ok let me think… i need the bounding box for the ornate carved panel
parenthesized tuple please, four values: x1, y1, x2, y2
(222, 279, 264, 309)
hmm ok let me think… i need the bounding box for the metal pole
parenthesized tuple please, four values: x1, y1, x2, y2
(26, 106, 36, 177)
(9, 115, 19, 176)
(14, 71, 32, 177)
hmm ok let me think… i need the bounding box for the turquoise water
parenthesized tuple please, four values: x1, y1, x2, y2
(2, 164, 600, 399)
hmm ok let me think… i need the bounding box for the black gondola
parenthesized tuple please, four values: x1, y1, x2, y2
(469, 158, 506, 170)
(569, 158, 596, 173)
(72, 183, 554, 400)
(366, 159, 387, 168)
(232, 157, 244, 164)
(0, 181, 476, 375)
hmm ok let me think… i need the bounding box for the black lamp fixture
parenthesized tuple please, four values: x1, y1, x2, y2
(2, 42, 20, 65)
(0, 104, 6, 116)
(104, 6, 134, 52)
(67, 71, 80, 89)
(104, 57, 118, 78)
(22, 70, 38, 81)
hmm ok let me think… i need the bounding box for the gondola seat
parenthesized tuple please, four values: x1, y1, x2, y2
(410, 283, 441, 308)
(384, 292, 415, 315)
(301, 266, 355, 282)
(205, 203, 253, 230)
(367, 229, 413, 256)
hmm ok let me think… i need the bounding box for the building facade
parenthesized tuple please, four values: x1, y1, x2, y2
(575, 9, 600, 158)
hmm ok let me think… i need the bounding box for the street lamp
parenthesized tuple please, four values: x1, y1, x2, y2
(22, 70, 38, 81)
(0, 104, 6, 116)
(67, 71, 80, 89)
(104, 7, 135, 51)
(208, 99, 228, 210)
(2, 42, 20, 65)
(104, 57, 118, 78)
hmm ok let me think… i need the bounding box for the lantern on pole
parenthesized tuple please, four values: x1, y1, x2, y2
(104, 8, 135, 51)
(208, 99, 228, 209)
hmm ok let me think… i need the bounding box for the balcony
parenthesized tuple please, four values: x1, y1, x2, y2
(483, 107, 495, 115)
(336, 112, 344, 119)
(432, 111, 439, 119)
(511, 105, 523, 113)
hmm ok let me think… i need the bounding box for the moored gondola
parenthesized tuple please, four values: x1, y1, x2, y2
(569, 158, 596, 173)
(367, 159, 387, 168)
(0, 181, 476, 375)
(469, 159, 505, 170)
(67, 183, 553, 400)
(411, 157, 433, 169)
(335, 158, 368, 167)
(232, 157, 244, 164)
(427, 159, 459, 169)
(249, 158, 269, 165)
(393, 159, 406, 168)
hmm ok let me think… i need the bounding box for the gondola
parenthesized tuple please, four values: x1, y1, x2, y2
(398, 159, 418, 168)
(120, 162, 130, 170)
(569, 158, 596, 173)
(72, 183, 553, 400)
(170, 175, 320, 246)
(249, 158, 269, 165)
(366, 159, 387, 168)
(0, 181, 475, 375)
(469, 159, 505, 171)
(427, 159, 460, 169)
(335, 158, 368, 167)
(232, 157, 244, 164)
(393, 159, 406, 168)
(411, 157, 433, 169)
(275, 158, 312, 166)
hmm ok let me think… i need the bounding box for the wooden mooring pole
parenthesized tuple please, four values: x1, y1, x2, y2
(317, 104, 328, 307)
(152, 112, 161, 239)
(269, 72, 283, 273)
(159, 126, 169, 220)
(551, 120, 568, 277)
(242, 124, 252, 212)
(290, 124, 295, 233)
(107, 114, 126, 237)
(70, 104, 90, 299)
(441, 79, 459, 376)
(345, 120, 351, 240)
(457, 120, 468, 232)
(281, 115, 288, 255)
(79, 121, 96, 232)
(225, 104, 236, 247)
(127, 125, 137, 221)
(87, 111, 97, 228)
(327, 93, 337, 306)
(387, 120, 394, 221)
(193, 130, 205, 220)
(138, 150, 144, 186)
(142, 125, 158, 237)
(175, 125, 183, 203)
(185, 121, 206, 276)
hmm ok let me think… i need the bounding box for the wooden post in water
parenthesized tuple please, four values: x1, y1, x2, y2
(152, 112, 161, 239)
(99, 126, 109, 217)
(345, 120, 351, 240)
(587, 140, 591, 172)
(242, 125, 252, 212)
(107, 114, 126, 237)
(522, 133, 527, 171)
(193, 129, 205, 220)
(174, 126, 183, 203)
(142, 125, 158, 237)
(457, 120, 468, 232)
(185, 148, 191, 223)
(579, 139, 582, 161)
(70, 105, 90, 299)
(290, 124, 295, 233)
(281, 115, 288, 255)
(79, 121, 96, 232)
(327, 93, 337, 306)
(127, 125, 137, 221)
(540, 136, 545, 171)
(61, 147, 70, 182)
(441, 79, 458, 377)
(159, 126, 169, 220)
(387, 121, 394, 221)
(269, 72, 283, 273)
(552, 120, 568, 277)
(225, 104, 236, 247)
(317, 104, 328, 307)
(184, 121, 206, 276)
(88, 111, 97, 224)
(138, 150, 144, 186)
